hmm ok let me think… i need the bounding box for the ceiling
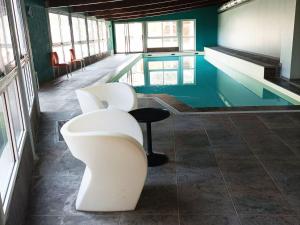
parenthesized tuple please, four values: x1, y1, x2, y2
(46, 0, 228, 21)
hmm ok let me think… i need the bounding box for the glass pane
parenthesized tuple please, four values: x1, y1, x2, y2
(183, 56, 195, 68)
(129, 22, 143, 52)
(72, 17, 80, 42)
(0, 97, 15, 201)
(49, 13, 61, 44)
(147, 38, 162, 48)
(147, 22, 162, 37)
(150, 71, 163, 85)
(63, 44, 72, 62)
(12, 0, 27, 56)
(7, 80, 23, 147)
(163, 37, 178, 47)
(115, 23, 126, 53)
(52, 46, 64, 63)
(164, 61, 178, 69)
(183, 69, 195, 84)
(0, 0, 14, 72)
(81, 43, 88, 57)
(79, 18, 87, 41)
(164, 71, 177, 85)
(87, 20, 93, 40)
(182, 37, 195, 51)
(182, 20, 195, 37)
(89, 42, 95, 55)
(148, 61, 163, 70)
(74, 43, 82, 59)
(119, 73, 128, 83)
(60, 15, 71, 43)
(162, 21, 177, 37)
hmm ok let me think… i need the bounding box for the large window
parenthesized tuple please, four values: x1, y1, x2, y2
(182, 20, 195, 51)
(72, 16, 89, 58)
(87, 19, 99, 55)
(147, 21, 178, 48)
(49, 13, 72, 63)
(115, 22, 143, 53)
(98, 21, 108, 53)
(0, 0, 32, 210)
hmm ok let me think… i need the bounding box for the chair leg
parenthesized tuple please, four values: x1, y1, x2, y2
(66, 65, 69, 78)
(70, 64, 72, 76)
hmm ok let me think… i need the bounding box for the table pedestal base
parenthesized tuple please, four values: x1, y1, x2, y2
(147, 153, 168, 167)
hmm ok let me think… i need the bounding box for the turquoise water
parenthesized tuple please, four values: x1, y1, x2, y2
(117, 55, 295, 108)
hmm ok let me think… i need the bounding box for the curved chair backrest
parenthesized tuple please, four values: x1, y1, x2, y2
(70, 48, 76, 61)
(60, 109, 147, 212)
(50, 52, 59, 66)
(76, 82, 137, 114)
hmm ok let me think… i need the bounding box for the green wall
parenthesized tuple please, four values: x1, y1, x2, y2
(25, 0, 53, 84)
(112, 6, 219, 52)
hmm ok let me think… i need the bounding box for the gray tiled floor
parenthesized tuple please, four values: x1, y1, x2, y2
(26, 55, 300, 225)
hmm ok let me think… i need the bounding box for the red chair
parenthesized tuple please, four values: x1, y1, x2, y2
(70, 48, 85, 71)
(50, 52, 72, 78)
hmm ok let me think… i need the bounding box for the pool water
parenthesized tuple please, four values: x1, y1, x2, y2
(116, 55, 296, 108)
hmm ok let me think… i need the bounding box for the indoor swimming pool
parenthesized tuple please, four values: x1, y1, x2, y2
(114, 55, 299, 109)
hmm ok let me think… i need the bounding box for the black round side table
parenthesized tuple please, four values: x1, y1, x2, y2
(129, 108, 170, 167)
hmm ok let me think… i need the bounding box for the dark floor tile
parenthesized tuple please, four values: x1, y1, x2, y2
(230, 115, 270, 135)
(133, 175, 178, 215)
(206, 128, 244, 146)
(62, 215, 120, 225)
(180, 215, 240, 225)
(119, 215, 179, 225)
(243, 134, 297, 160)
(258, 114, 297, 129)
(260, 160, 300, 212)
(175, 129, 210, 149)
(26, 216, 63, 225)
(34, 150, 85, 177)
(28, 175, 81, 216)
(211, 145, 254, 160)
(272, 128, 300, 147)
(231, 187, 294, 215)
(197, 115, 234, 130)
(119, 214, 179, 225)
(178, 174, 235, 215)
(240, 215, 300, 225)
(176, 147, 218, 175)
(174, 115, 202, 131)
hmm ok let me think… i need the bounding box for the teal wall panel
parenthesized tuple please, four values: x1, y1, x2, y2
(112, 6, 218, 52)
(25, 0, 53, 84)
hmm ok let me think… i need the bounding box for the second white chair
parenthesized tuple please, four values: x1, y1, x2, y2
(76, 82, 137, 113)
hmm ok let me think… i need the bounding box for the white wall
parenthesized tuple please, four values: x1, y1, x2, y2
(218, 0, 286, 58)
(218, 0, 299, 79)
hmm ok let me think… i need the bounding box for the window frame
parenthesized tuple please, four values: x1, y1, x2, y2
(98, 20, 109, 54)
(146, 20, 179, 49)
(71, 15, 89, 58)
(114, 22, 143, 54)
(48, 11, 72, 63)
(87, 18, 100, 56)
(181, 19, 196, 51)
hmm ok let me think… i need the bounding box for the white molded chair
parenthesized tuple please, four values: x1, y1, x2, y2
(60, 109, 147, 212)
(76, 82, 137, 114)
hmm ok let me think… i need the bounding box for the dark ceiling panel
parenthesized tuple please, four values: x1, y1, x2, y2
(88, 0, 212, 16)
(46, 0, 227, 19)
